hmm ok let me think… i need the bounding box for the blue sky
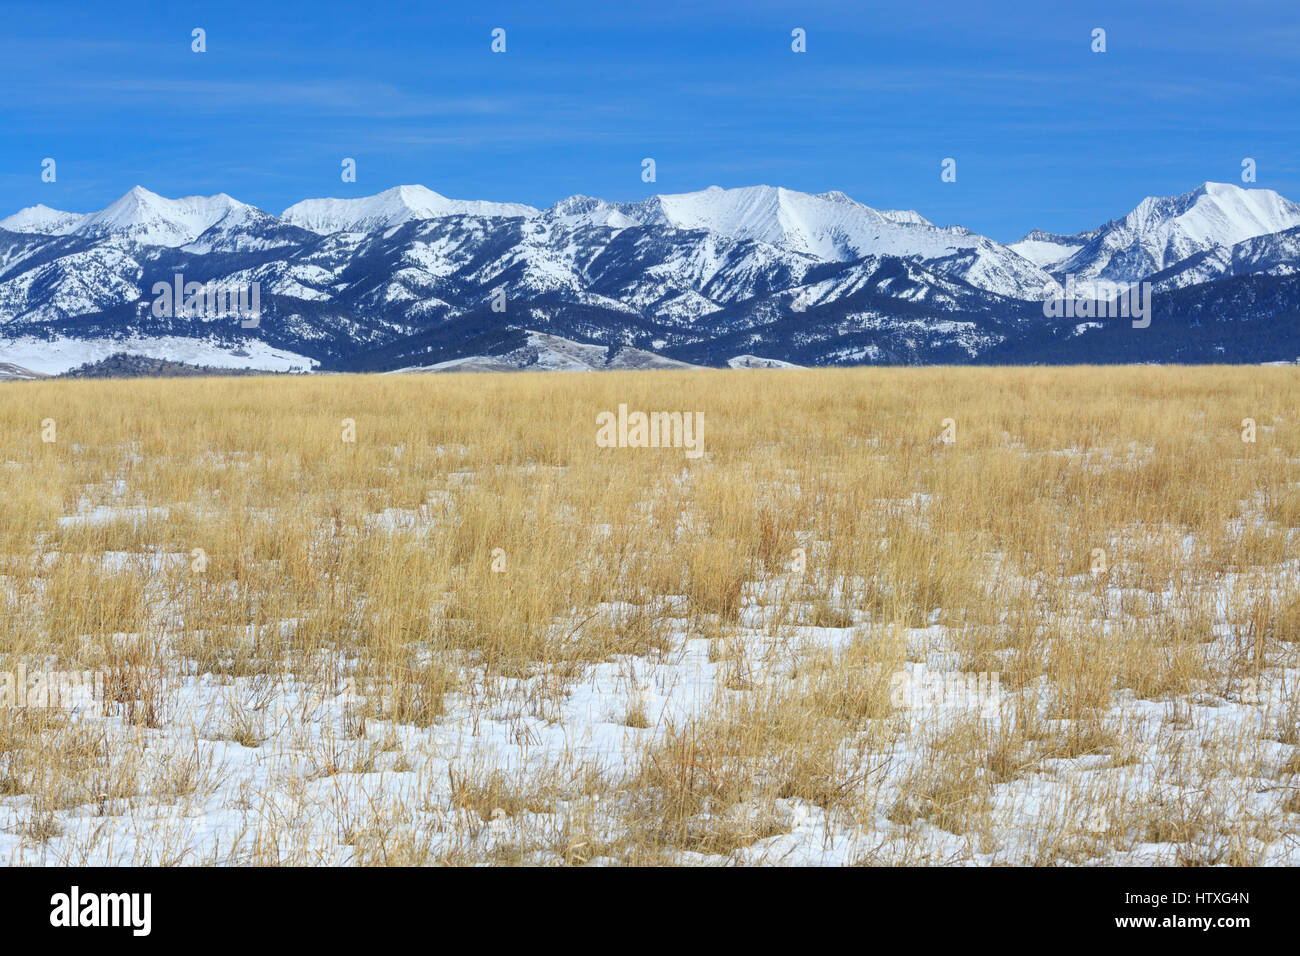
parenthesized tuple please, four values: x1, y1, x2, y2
(1, 0, 1297, 242)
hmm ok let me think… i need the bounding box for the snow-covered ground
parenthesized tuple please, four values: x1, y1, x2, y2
(3, 493, 1297, 866)
(0, 335, 318, 375)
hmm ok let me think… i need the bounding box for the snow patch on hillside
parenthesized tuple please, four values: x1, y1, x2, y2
(0, 335, 318, 375)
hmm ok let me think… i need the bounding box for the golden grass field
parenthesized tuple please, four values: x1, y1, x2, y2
(1, 365, 1298, 865)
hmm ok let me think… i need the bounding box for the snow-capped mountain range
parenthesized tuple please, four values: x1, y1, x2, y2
(1, 180, 1299, 374)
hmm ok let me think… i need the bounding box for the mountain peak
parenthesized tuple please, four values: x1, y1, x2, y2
(0, 203, 85, 235)
(1055, 181, 1300, 283)
(634, 184, 1036, 280)
(67, 188, 257, 246)
(387, 184, 445, 203)
(1193, 180, 1243, 197)
(281, 185, 538, 234)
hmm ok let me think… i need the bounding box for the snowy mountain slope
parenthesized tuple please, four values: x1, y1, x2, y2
(728, 355, 803, 368)
(179, 204, 317, 255)
(282, 185, 538, 235)
(0, 242, 147, 324)
(0, 333, 316, 375)
(1008, 228, 1099, 271)
(0, 229, 69, 275)
(1232, 225, 1300, 277)
(311, 211, 822, 330)
(1148, 224, 1300, 291)
(0, 361, 44, 380)
(1055, 182, 1300, 284)
(392, 330, 701, 373)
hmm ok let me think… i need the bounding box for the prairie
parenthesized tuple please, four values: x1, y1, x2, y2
(0, 366, 1297, 865)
